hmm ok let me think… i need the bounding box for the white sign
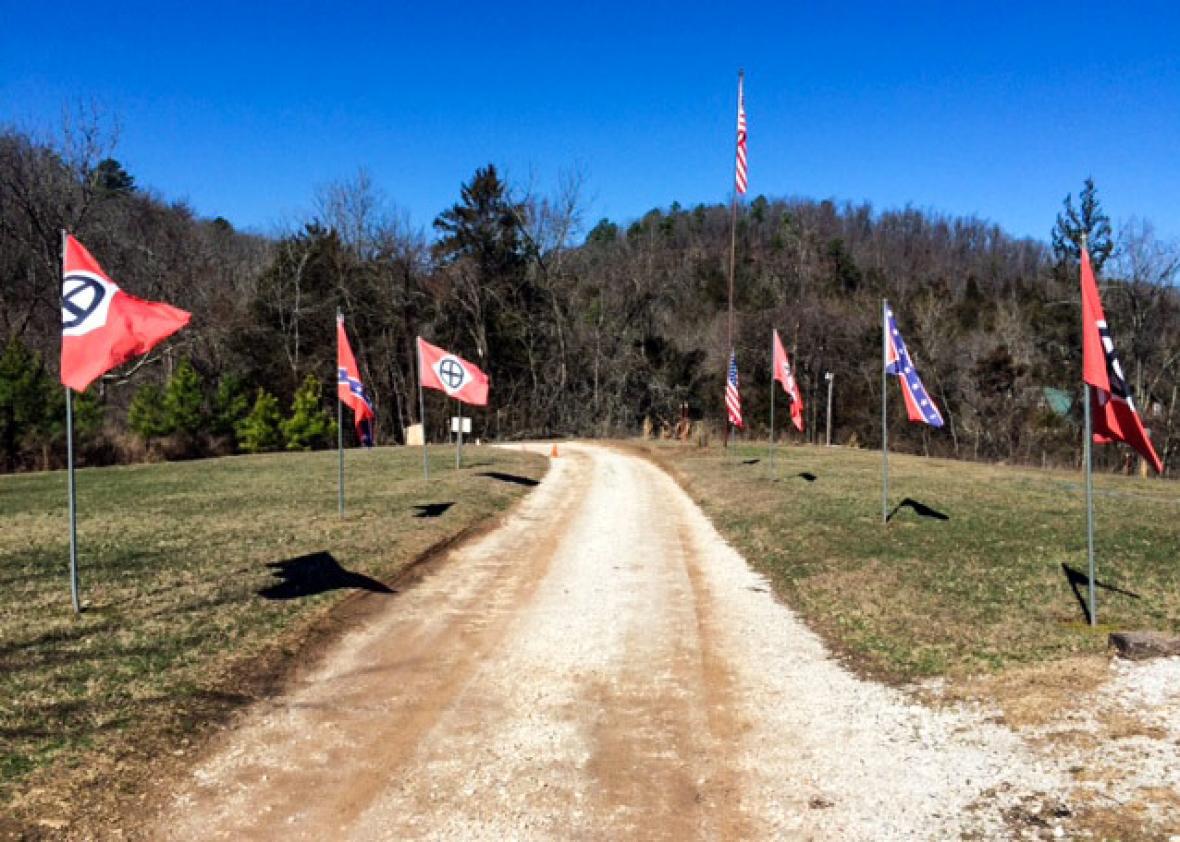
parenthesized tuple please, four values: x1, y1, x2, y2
(450, 417, 472, 434)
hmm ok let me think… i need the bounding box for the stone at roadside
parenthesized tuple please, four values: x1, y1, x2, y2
(1108, 631, 1180, 661)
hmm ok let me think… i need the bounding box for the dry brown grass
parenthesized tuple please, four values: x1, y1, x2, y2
(0, 445, 545, 836)
(641, 440, 1180, 682)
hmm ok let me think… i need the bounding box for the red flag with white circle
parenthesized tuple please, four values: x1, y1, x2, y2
(60, 234, 190, 392)
(416, 337, 489, 406)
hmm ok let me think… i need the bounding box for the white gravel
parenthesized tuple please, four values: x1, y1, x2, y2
(152, 443, 1177, 840)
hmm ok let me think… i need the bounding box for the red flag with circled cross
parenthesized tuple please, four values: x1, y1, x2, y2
(417, 337, 489, 406)
(60, 234, 190, 392)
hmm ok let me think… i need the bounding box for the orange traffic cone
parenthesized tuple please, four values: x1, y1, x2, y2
(550, 443, 560, 458)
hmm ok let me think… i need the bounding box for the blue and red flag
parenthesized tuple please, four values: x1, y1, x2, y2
(337, 314, 375, 446)
(884, 303, 944, 428)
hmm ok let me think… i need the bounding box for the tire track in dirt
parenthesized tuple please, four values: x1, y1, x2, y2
(154, 451, 586, 839)
(151, 443, 1066, 840)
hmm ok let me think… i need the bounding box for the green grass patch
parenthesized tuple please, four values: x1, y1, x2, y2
(643, 441, 1180, 683)
(0, 446, 545, 812)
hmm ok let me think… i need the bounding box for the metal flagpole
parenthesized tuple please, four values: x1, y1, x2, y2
(418, 341, 429, 481)
(882, 298, 889, 524)
(455, 401, 463, 469)
(768, 330, 775, 472)
(62, 229, 81, 614)
(1079, 233, 1097, 625)
(337, 309, 344, 517)
(66, 387, 80, 614)
(1084, 382, 1097, 625)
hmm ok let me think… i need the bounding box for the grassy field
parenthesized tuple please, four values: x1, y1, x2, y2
(642, 440, 1180, 683)
(0, 445, 545, 825)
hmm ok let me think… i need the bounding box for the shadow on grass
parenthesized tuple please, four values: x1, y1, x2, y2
(796, 471, 818, 482)
(478, 471, 540, 487)
(258, 552, 393, 600)
(413, 502, 454, 518)
(886, 497, 950, 522)
(1061, 563, 1142, 625)
(741, 458, 761, 465)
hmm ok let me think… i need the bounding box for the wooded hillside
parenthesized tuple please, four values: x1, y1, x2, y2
(3, 118, 1178, 472)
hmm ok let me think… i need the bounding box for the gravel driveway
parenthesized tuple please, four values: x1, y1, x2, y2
(151, 443, 1176, 840)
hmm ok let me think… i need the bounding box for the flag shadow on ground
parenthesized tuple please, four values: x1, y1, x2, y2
(414, 502, 454, 518)
(886, 497, 950, 522)
(477, 471, 540, 487)
(258, 552, 393, 600)
(1060, 563, 1141, 625)
(795, 471, 818, 482)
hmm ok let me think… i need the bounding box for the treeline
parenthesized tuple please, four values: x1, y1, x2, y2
(3, 117, 1179, 473)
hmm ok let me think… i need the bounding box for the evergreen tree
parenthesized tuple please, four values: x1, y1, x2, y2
(281, 374, 335, 450)
(432, 164, 530, 366)
(162, 359, 206, 437)
(0, 339, 51, 470)
(236, 389, 284, 453)
(1052, 177, 1114, 272)
(127, 383, 170, 445)
(210, 374, 250, 440)
(90, 158, 136, 197)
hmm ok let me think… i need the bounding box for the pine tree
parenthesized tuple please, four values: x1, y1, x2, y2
(236, 389, 284, 453)
(1051, 177, 1114, 273)
(0, 339, 51, 470)
(128, 383, 170, 446)
(162, 359, 206, 437)
(281, 374, 335, 451)
(211, 374, 250, 439)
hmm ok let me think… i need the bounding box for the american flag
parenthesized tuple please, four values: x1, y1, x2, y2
(884, 304, 944, 428)
(726, 351, 744, 427)
(735, 73, 748, 195)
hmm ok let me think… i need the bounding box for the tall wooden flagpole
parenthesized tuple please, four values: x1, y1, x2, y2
(882, 298, 890, 525)
(62, 229, 81, 614)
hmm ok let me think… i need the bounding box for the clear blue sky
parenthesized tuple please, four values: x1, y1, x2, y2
(2, 1, 1178, 244)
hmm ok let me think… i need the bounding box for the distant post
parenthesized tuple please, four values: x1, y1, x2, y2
(824, 371, 835, 447)
(454, 401, 463, 469)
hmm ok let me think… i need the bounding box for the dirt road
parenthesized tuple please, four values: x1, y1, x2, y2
(154, 444, 1062, 840)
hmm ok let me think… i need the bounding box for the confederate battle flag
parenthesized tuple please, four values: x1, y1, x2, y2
(60, 234, 190, 391)
(337, 314, 376, 446)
